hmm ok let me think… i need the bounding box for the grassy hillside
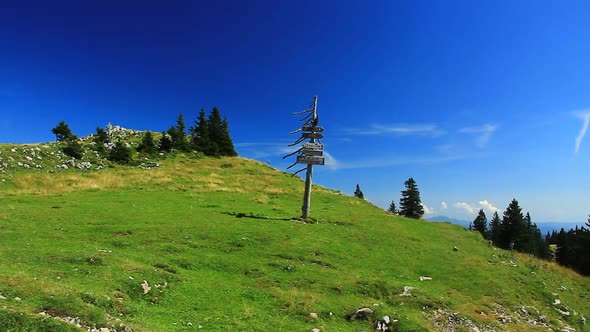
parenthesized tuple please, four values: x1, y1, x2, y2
(0, 145, 589, 331)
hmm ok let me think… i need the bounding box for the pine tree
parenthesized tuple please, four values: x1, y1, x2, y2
(190, 108, 212, 154)
(168, 114, 188, 151)
(472, 209, 488, 238)
(62, 140, 84, 159)
(489, 211, 501, 245)
(387, 201, 398, 214)
(138, 131, 158, 155)
(208, 107, 224, 156)
(158, 132, 173, 152)
(51, 120, 76, 142)
(108, 142, 132, 164)
(93, 127, 109, 157)
(580, 215, 590, 275)
(500, 199, 527, 251)
(219, 117, 238, 156)
(399, 177, 424, 219)
(354, 184, 364, 199)
(94, 127, 108, 144)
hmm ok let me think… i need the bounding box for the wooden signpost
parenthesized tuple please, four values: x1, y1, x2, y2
(297, 155, 325, 165)
(283, 96, 325, 218)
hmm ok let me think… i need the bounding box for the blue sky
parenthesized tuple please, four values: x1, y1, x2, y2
(1, 0, 589, 223)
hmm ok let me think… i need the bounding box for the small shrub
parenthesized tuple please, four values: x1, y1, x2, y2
(108, 142, 132, 164)
(62, 141, 84, 159)
(85, 256, 104, 265)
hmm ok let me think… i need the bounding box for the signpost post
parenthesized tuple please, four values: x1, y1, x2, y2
(283, 96, 325, 219)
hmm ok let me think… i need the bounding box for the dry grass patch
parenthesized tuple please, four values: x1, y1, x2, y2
(254, 194, 270, 204)
(8, 169, 183, 195)
(263, 187, 286, 195)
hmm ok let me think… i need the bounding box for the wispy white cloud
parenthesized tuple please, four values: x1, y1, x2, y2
(455, 202, 475, 214)
(479, 200, 499, 213)
(421, 203, 433, 215)
(328, 154, 464, 170)
(322, 151, 341, 170)
(574, 110, 590, 153)
(345, 124, 446, 137)
(441, 201, 448, 209)
(235, 142, 292, 159)
(458, 124, 497, 147)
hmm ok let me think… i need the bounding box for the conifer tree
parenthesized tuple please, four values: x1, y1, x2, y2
(168, 113, 188, 151)
(94, 127, 108, 144)
(190, 108, 212, 154)
(138, 131, 158, 155)
(51, 120, 76, 142)
(499, 199, 526, 250)
(472, 209, 488, 238)
(108, 142, 132, 164)
(399, 177, 424, 219)
(388, 201, 398, 214)
(159, 132, 173, 152)
(354, 184, 364, 199)
(219, 117, 238, 156)
(62, 140, 84, 159)
(489, 211, 501, 245)
(581, 215, 590, 275)
(93, 127, 109, 157)
(207, 107, 224, 156)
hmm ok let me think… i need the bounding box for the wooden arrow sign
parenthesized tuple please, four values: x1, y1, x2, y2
(302, 126, 324, 132)
(303, 142, 324, 150)
(302, 132, 324, 139)
(302, 149, 323, 156)
(297, 155, 325, 165)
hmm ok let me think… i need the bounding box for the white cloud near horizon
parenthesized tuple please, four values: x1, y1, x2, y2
(345, 124, 446, 137)
(453, 200, 498, 216)
(574, 110, 590, 153)
(455, 202, 475, 214)
(479, 200, 499, 213)
(441, 201, 448, 209)
(458, 124, 497, 148)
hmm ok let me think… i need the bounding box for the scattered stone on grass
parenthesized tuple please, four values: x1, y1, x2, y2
(399, 286, 414, 297)
(141, 280, 151, 294)
(346, 307, 374, 320)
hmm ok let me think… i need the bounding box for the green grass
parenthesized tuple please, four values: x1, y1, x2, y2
(0, 150, 589, 331)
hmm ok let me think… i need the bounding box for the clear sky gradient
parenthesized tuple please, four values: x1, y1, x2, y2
(1, 0, 589, 223)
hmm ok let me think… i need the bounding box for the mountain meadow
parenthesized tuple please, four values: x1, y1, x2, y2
(0, 140, 589, 332)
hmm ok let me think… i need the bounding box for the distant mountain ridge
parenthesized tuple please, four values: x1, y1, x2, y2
(428, 215, 585, 235)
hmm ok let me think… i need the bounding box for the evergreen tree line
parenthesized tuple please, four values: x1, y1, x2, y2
(469, 199, 550, 259)
(161, 108, 237, 157)
(354, 181, 589, 275)
(51, 107, 237, 164)
(545, 217, 590, 276)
